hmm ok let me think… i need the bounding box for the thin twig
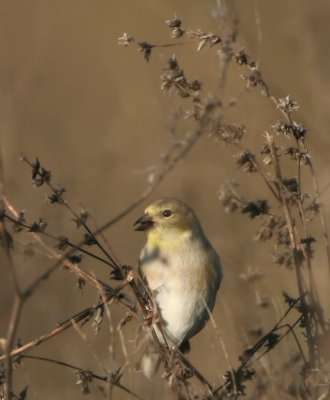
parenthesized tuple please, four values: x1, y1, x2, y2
(0, 279, 129, 362)
(21, 155, 120, 271)
(0, 145, 24, 400)
(4, 213, 115, 269)
(21, 355, 143, 400)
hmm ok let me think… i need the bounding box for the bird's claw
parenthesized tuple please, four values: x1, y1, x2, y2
(162, 361, 193, 381)
(143, 311, 159, 326)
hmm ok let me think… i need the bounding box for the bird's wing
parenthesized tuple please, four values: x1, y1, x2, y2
(137, 245, 168, 293)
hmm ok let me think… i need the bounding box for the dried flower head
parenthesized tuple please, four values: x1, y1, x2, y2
(235, 151, 257, 172)
(118, 33, 134, 47)
(276, 220, 291, 246)
(277, 96, 299, 113)
(305, 199, 322, 219)
(138, 41, 154, 62)
(48, 185, 66, 204)
(272, 250, 293, 268)
(292, 122, 307, 140)
(75, 369, 93, 394)
(188, 79, 202, 92)
(218, 181, 244, 213)
(56, 236, 69, 251)
(67, 253, 83, 264)
(29, 218, 47, 233)
(235, 49, 249, 65)
(242, 69, 262, 89)
(165, 15, 182, 28)
(282, 177, 299, 194)
(301, 235, 316, 259)
(242, 200, 269, 219)
(187, 30, 221, 51)
(255, 216, 278, 241)
(171, 27, 184, 39)
(212, 123, 245, 145)
(272, 121, 292, 137)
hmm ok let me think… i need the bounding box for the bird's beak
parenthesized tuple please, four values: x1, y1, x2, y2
(133, 213, 154, 231)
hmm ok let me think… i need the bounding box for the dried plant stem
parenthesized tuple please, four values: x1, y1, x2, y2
(4, 295, 23, 400)
(4, 213, 114, 268)
(4, 198, 116, 294)
(6, 127, 203, 302)
(0, 279, 129, 362)
(97, 284, 117, 400)
(266, 133, 318, 365)
(308, 159, 330, 279)
(2, 130, 205, 396)
(21, 355, 143, 400)
(214, 295, 306, 396)
(21, 155, 120, 271)
(176, 352, 214, 396)
(127, 272, 171, 359)
(0, 146, 24, 400)
(0, 233, 22, 400)
(129, 271, 214, 395)
(261, 77, 330, 281)
(93, 128, 203, 238)
(293, 224, 326, 334)
(236, 143, 280, 202)
(267, 134, 305, 292)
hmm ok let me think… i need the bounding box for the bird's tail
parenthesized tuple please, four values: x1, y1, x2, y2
(138, 351, 161, 379)
(136, 331, 191, 378)
(136, 334, 161, 378)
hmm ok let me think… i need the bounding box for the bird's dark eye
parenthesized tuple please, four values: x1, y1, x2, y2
(162, 209, 172, 217)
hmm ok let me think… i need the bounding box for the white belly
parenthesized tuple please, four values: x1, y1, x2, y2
(155, 285, 212, 344)
(139, 236, 222, 345)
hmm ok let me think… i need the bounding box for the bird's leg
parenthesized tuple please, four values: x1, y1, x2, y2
(162, 346, 194, 381)
(142, 303, 160, 327)
(162, 361, 193, 382)
(174, 362, 194, 380)
(143, 310, 154, 326)
(141, 288, 162, 327)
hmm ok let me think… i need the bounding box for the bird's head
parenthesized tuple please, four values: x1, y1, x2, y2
(134, 198, 203, 241)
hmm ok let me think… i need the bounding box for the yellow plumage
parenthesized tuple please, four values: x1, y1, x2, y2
(134, 198, 223, 377)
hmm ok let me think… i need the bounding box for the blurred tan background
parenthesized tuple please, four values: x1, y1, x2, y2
(1, 1, 330, 398)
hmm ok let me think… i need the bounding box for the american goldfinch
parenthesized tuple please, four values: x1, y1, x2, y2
(134, 198, 223, 377)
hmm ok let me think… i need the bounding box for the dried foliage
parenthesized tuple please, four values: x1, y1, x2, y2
(1, 3, 330, 400)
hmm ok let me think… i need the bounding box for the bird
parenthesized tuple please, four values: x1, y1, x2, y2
(134, 198, 223, 378)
